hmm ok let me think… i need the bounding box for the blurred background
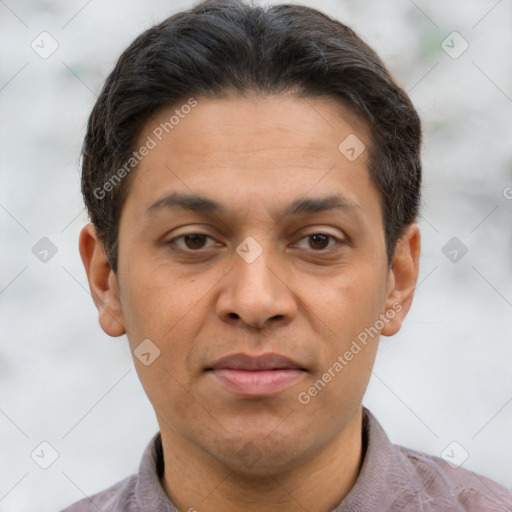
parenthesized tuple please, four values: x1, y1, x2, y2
(1, 0, 511, 510)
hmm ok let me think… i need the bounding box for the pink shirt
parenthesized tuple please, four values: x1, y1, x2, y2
(60, 407, 512, 511)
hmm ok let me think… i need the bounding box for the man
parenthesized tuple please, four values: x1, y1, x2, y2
(63, 0, 512, 510)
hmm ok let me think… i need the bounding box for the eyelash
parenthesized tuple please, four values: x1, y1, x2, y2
(167, 232, 344, 254)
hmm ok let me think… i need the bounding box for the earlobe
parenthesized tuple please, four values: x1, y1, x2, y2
(381, 224, 421, 337)
(78, 224, 126, 337)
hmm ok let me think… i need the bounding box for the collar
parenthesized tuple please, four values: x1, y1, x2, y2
(134, 407, 418, 512)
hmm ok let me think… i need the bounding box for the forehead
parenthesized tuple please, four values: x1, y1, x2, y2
(120, 94, 380, 226)
(144, 93, 370, 162)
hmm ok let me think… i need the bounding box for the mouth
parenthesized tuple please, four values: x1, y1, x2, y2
(205, 353, 307, 397)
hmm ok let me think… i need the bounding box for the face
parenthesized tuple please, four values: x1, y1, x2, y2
(80, 94, 420, 476)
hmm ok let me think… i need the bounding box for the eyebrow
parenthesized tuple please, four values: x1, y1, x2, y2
(145, 191, 360, 219)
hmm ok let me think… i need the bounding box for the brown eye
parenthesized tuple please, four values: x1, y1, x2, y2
(308, 234, 331, 250)
(183, 234, 208, 250)
(294, 233, 340, 251)
(169, 233, 216, 252)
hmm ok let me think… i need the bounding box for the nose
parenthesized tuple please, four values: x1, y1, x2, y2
(216, 243, 297, 330)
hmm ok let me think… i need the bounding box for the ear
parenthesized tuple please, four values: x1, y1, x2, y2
(78, 224, 126, 337)
(381, 223, 421, 337)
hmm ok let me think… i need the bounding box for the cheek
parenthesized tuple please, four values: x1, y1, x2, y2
(300, 263, 385, 398)
(119, 261, 221, 392)
(122, 276, 204, 417)
(120, 260, 203, 339)
(297, 276, 381, 419)
(305, 263, 387, 341)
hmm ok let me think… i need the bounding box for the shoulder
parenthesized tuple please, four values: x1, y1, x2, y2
(58, 473, 137, 512)
(397, 444, 512, 511)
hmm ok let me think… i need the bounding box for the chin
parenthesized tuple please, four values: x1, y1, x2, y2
(209, 429, 309, 478)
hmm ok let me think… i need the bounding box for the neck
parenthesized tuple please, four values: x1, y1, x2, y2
(159, 407, 364, 512)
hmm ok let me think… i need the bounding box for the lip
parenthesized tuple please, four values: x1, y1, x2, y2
(205, 353, 307, 397)
(208, 352, 305, 371)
